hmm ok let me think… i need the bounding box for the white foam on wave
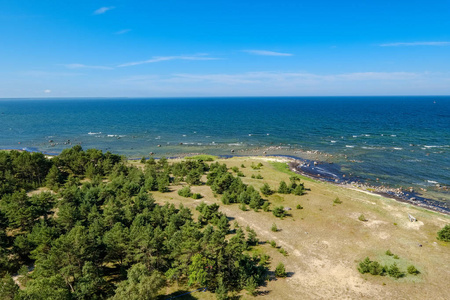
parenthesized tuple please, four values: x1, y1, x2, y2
(88, 132, 101, 135)
(427, 180, 439, 184)
(391, 135, 397, 137)
(330, 140, 337, 143)
(393, 147, 403, 150)
(346, 145, 355, 148)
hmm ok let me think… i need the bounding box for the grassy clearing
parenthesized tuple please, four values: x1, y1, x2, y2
(185, 154, 218, 161)
(150, 156, 449, 299)
(269, 161, 314, 182)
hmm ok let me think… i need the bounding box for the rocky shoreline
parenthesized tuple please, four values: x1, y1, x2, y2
(286, 158, 450, 215)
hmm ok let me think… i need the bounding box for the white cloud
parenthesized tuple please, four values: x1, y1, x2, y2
(93, 6, 115, 15)
(380, 41, 450, 47)
(243, 50, 293, 56)
(115, 29, 131, 35)
(63, 64, 113, 70)
(44, 89, 51, 93)
(118, 55, 220, 67)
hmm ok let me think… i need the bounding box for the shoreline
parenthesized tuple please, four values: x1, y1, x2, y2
(283, 157, 450, 215)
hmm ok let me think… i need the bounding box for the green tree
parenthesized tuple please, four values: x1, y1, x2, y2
(272, 206, 286, 218)
(0, 273, 19, 300)
(112, 263, 166, 300)
(275, 263, 287, 278)
(277, 181, 290, 194)
(260, 183, 273, 196)
(437, 224, 450, 242)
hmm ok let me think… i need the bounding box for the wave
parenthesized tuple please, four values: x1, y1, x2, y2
(346, 145, 355, 148)
(88, 132, 102, 135)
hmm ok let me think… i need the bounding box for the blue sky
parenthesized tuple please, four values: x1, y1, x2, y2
(1, 0, 449, 97)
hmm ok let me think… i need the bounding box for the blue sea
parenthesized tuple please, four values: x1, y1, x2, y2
(1, 96, 449, 203)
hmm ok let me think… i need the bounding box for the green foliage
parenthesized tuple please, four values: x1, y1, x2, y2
(186, 154, 217, 161)
(231, 166, 239, 173)
(437, 224, 450, 242)
(385, 250, 394, 256)
(278, 248, 288, 256)
(240, 164, 245, 168)
(387, 263, 404, 279)
(192, 193, 202, 199)
(250, 162, 263, 170)
(270, 241, 277, 248)
(0, 149, 270, 298)
(260, 183, 273, 196)
(275, 263, 287, 278)
(178, 186, 192, 198)
(296, 204, 303, 209)
(277, 181, 290, 194)
(0, 273, 19, 300)
(272, 206, 286, 218)
(262, 201, 270, 212)
(237, 171, 245, 177)
(255, 174, 263, 179)
(271, 223, 278, 232)
(407, 265, 420, 275)
(358, 214, 367, 222)
(393, 254, 399, 259)
(239, 203, 247, 211)
(333, 197, 342, 204)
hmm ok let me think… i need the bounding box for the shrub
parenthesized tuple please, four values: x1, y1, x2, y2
(296, 204, 303, 209)
(437, 224, 450, 242)
(393, 255, 399, 259)
(358, 257, 372, 274)
(239, 203, 247, 211)
(262, 201, 270, 212)
(241, 164, 245, 168)
(270, 240, 277, 248)
(407, 265, 420, 275)
(251, 174, 256, 179)
(333, 197, 342, 204)
(237, 171, 245, 177)
(292, 184, 305, 196)
(271, 223, 278, 232)
(358, 214, 367, 222)
(385, 250, 394, 256)
(369, 261, 383, 275)
(277, 181, 290, 194)
(278, 248, 288, 256)
(272, 206, 286, 218)
(256, 174, 263, 179)
(260, 183, 273, 196)
(275, 263, 287, 278)
(387, 263, 404, 279)
(191, 193, 202, 199)
(231, 166, 239, 173)
(260, 254, 270, 266)
(178, 186, 192, 197)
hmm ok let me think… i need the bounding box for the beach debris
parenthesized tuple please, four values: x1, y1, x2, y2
(408, 213, 417, 222)
(231, 149, 235, 153)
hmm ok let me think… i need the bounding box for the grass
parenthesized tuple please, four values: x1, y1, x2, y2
(269, 161, 314, 182)
(185, 154, 218, 161)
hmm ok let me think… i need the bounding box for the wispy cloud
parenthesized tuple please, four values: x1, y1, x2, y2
(118, 55, 220, 67)
(93, 6, 115, 15)
(243, 50, 293, 56)
(380, 41, 450, 47)
(63, 63, 113, 70)
(115, 29, 131, 35)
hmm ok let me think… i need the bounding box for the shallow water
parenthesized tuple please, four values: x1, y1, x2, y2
(1, 96, 449, 202)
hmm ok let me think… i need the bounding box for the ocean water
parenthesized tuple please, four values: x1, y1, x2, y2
(1, 96, 449, 202)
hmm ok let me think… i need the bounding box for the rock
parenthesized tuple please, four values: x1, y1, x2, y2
(231, 149, 235, 153)
(157, 144, 161, 147)
(283, 207, 292, 211)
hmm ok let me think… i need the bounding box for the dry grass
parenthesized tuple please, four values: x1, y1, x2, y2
(151, 156, 450, 299)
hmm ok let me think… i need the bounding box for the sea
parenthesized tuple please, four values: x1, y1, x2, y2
(1, 96, 449, 205)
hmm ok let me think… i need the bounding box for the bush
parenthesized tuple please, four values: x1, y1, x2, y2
(437, 224, 450, 242)
(296, 204, 303, 209)
(393, 255, 399, 259)
(237, 171, 245, 177)
(387, 263, 404, 279)
(256, 174, 263, 179)
(239, 203, 247, 211)
(277, 181, 290, 194)
(262, 201, 270, 212)
(358, 214, 367, 222)
(178, 186, 192, 197)
(271, 223, 278, 232)
(251, 174, 255, 179)
(275, 263, 287, 278)
(278, 248, 288, 256)
(231, 166, 239, 173)
(385, 250, 393, 256)
(241, 164, 245, 168)
(272, 206, 286, 218)
(270, 240, 277, 248)
(191, 193, 202, 199)
(407, 265, 420, 275)
(260, 183, 273, 196)
(333, 197, 342, 204)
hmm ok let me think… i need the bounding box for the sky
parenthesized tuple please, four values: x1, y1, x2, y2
(1, 0, 450, 98)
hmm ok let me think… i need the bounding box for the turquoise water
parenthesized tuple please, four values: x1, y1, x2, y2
(1, 96, 449, 201)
